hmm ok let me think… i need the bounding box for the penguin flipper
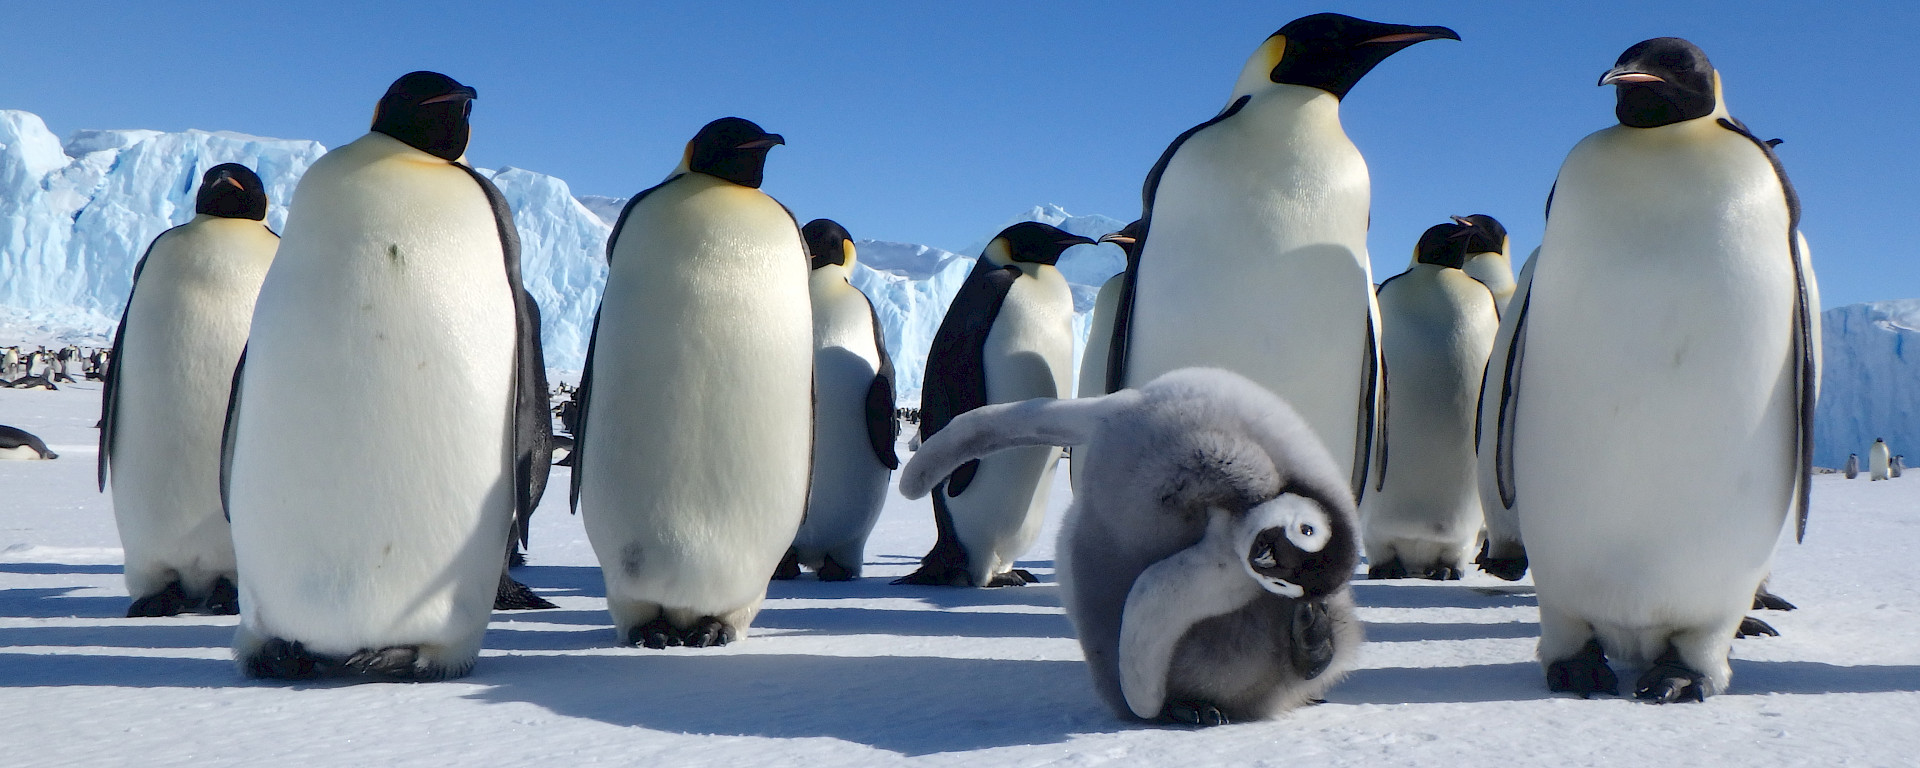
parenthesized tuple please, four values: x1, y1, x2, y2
(1360, 302, 1384, 498)
(99, 234, 166, 491)
(898, 390, 1141, 500)
(1118, 509, 1259, 720)
(1491, 259, 1537, 512)
(568, 311, 603, 513)
(217, 347, 247, 521)
(919, 262, 1020, 496)
(863, 299, 900, 470)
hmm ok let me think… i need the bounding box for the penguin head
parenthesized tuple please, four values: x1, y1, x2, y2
(371, 71, 477, 161)
(683, 117, 784, 189)
(1237, 13, 1458, 100)
(1600, 38, 1719, 128)
(1238, 493, 1355, 599)
(1097, 219, 1147, 260)
(803, 218, 857, 270)
(982, 222, 1096, 268)
(1450, 213, 1509, 256)
(1412, 221, 1472, 269)
(194, 163, 268, 221)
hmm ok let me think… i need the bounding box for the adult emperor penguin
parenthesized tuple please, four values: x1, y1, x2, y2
(1070, 219, 1142, 492)
(1453, 214, 1516, 316)
(1870, 438, 1891, 481)
(100, 163, 277, 617)
(1107, 13, 1457, 501)
(0, 425, 58, 460)
(773, 218, 899, 582)
(897, 368, 1363, 725)
(1480, 38, 1818, 702)
(572, 117, 812, 648)
(893, 222, 1092, 588)
(1362, 221, 1498, 580)
(224, 71, 552, 680)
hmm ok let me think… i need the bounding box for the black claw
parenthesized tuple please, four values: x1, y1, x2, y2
(203, 577, 240, 615)
(1753, 588, 1797, 612)
(1423, 565, 1462, 581)
(630, 616, 680, 649)
(1166, 700, 1229, 727)
(508, 548, 527, 568)
(1474, 540, 1529, 581)
(1367, 559, 1408, 580)
(127, 581, 192, 618)
(342, 646, 429, 680)
(494, 572, 558, 610)
(771, 547, 801, 581)
(1546, 638, 1619, 697)
(682, 617, 736, 648)
(244, 638, 324, 680)
(1633, 647, 1707, 703)
(1289, 599, 1337, 680)
(816, 554, 855, 582)
(1735, 616, 1779, 639)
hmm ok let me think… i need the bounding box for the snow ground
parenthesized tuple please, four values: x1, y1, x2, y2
(2, 384, 1916, 767)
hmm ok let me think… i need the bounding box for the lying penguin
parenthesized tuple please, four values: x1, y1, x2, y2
(898, 367, 1362, 725)
(0, 425, 57, 460)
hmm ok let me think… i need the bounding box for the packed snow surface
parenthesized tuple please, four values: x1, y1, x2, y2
(2, 385, 1917, 766)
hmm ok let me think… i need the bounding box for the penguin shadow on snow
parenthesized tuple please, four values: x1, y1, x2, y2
(0, 650, 236, 689)
(0, 584, 133, 619)
(0, 562, 123, 576)
(465, 652, 1105, 755)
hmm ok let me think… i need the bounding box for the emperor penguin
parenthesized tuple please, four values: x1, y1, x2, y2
(1070, 219, 1142, 492)
(1894, 455, 1905, 478)
(1107, 13, 1457, 501)
(100, 163, 277, 617)
(1479, 39, 1818, 702)
(572, 117, 812, 648)
(897, 368, 1363, 725)
(893, 222, 1093, 588)
(1869, 438, 1891, 481)
(0, 425, 58, 460)
(1843, 453, 1859, 479)
(224, 71, 553, 681)
(773, 218, 899, 582)
(1362, 221, 1499, 580)
(1453, 214, 1516, 316)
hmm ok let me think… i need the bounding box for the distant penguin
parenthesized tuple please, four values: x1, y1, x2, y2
(573, 117, 811, 648)
(1071, 219, 1142, 492)
(1480, 39, 1818, 702)
(774, 218, 899, 582)
(1108, 13, 1457, 501)
(1453, 214, 1516, 316)
(897, 368, 1363, 725)
(893, 222, 1093, 588)
(1894, 455, 1905, 478)
(100, 162, 277, 617)
(225, 72, 552, 681)
(1362, 221, 1498, 580)
(1870, 438, 1891, 481)
(2, 347, 17, 380)
(0, 425, 57, 460)
(1843, 453, 1859, 479)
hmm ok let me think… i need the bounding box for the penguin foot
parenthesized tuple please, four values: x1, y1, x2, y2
(629, 617, 681, 649)
(1735, 616, 1779, 639)
(203, 577, 240, 615)
(1753, 588, 1796, 611)
(244, 638, 324, 680)
(494, 572, 558, 610)
(682, 617, 737, 648)
(1422, 565, 1463, 581)
(1473, 540, 1529, 581)
(127, 581, 192, 618)
(1289, 599, 1336, 680)
(771, 547, 801, 581)
(1366, 559, 1408, 580)
(816, 554, 857, 582)
(1546, 639, 1618, 697)
(891, 563, 972, 587)
(1165, 700, 1229, 727)
(342, 646, 435, 681)
(1633, 647, 1708, 703)
(984, 568, 1036, 587)
(508, 548, 527, 569)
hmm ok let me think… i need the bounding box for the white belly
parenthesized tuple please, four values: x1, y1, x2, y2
(795, 271, 890, 563)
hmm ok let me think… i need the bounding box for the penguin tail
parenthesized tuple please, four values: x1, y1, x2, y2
(898, 390, 1143, 500)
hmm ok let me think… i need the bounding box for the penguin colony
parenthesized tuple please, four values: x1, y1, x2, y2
(38, 12, 1826, 718)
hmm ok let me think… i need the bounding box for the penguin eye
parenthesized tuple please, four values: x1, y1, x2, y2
(1299, 523, 1314, 537)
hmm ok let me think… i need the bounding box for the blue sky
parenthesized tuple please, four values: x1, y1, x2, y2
(5, 1, 1915, 307)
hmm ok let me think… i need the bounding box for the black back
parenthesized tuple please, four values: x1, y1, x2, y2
(919, 259, 1021, 495)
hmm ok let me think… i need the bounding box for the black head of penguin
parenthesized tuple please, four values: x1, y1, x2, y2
(1245, 492, 1358, 599)
(194, 163, 268, 221)
(1413, 221, 1472, 269)
(1601, 38, 1717, 128)
(988, 222, 1096, 267)
(371, 71, 477, 161)
(1450, 213, 1508, 256)
(803, 218, 855, 270)
(1097, 219, 1147, 261)
(1266, 13, 1459, 99)
(686, 117, 784, 189)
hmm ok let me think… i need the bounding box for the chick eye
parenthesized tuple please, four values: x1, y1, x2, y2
(1299, 524, 1315, 537)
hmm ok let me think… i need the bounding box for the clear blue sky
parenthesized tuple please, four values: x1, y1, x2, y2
(5, 1, 1915, 307)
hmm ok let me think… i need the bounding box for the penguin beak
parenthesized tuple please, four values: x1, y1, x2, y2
(215, 173, 244, 190)
(1360, 26, 1460, 45)
(422, 85, 479, 105)
(1097, 233, 1137, 246)
(737, 134, 786, 151)
(1449, 215, 1472, 227)
(1600, 69, 1664, 86)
